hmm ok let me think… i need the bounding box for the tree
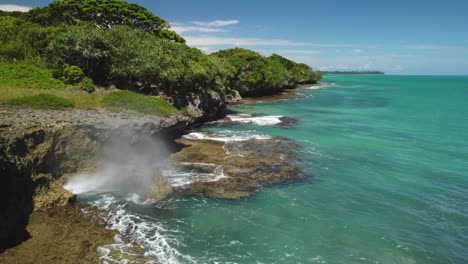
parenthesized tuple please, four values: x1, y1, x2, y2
(0, 16, 65, 61)
(27, 0, 185, 43)
(0, 10, 25, 18)
(46, 26, 110, 83)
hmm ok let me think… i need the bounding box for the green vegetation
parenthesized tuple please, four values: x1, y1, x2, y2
(6, 93, 74, 110)
(0, 0, 321, 112)
(55, 65, 96, 93)
(211, 48, 322, 96)
(0, 85, 103, 109)
(0, 62, 65, 89)
(27, 0, 184, 43)
(102, 91, 181, 115)
(0, 10, 25, 18)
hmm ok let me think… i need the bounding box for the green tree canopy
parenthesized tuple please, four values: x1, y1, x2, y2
(0, 16, 66, 61)
(27, 0, 184, 42)
(0, 10, 25, 18)
(46, 26, 110, 83)
(211, 48, 322, 96)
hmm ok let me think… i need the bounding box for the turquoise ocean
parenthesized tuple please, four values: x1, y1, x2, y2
(78, 75, 468, 264)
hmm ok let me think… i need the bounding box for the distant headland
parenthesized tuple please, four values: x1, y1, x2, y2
(321, 71, 384, 75)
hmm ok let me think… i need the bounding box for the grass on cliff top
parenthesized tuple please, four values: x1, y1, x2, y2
(6, 93, 74, 110)
(102, 91, 183, 116)
(0, 85, 103, 110)
(0, 86, 182, 116)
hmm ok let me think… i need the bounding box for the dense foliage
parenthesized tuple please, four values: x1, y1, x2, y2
(211, 48, 322, 96)
(27, 0, 184, 43)
(0, 0, 321, 104)
(0, 62, 65, 89)
(0, 10, 25, 18)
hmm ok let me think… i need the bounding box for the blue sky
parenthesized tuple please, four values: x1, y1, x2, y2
(2, 0, 468, 74)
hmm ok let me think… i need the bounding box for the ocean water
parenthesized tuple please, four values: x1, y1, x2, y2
(78, 75, 468, 264)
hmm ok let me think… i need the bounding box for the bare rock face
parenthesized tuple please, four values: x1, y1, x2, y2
(145, 166, 173, 201)
(0, 126, 102, 251)
(170, 136, 305, 199)
(170, 89, 241, 122)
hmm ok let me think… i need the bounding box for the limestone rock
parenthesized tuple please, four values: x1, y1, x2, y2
(145, 166, 173, 201)
(170, 136, 305, 199)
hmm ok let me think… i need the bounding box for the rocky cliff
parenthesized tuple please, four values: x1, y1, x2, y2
(0, 88, 236, 251)
(0, 111, 159, 250)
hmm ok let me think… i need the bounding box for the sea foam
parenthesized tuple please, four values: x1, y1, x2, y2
(183, 132, 271, 142)
(226, 114, 283, 125)
(89, 194, 195, 264)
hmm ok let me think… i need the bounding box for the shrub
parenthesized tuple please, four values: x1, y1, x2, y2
(7, 93, 74, 109)
(0, 62, 65, 89)
(76, 77, 95, 93)
(101, 91, 180, 116)
(61, 65, 85, 84)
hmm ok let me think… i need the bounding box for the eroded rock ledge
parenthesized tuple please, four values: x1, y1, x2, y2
(170, 136, 304, 199)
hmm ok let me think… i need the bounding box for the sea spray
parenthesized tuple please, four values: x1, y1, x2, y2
(64, 127, 193, 263)
(64, 127, 172, 198)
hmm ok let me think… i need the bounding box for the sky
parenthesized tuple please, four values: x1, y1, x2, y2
(1, 0, 468, 75)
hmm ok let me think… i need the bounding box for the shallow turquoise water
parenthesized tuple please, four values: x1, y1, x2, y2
(81, 75, 468, 263)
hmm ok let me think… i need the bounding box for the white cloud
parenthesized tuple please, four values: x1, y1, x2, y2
(353, 49, 364, 53)
(170, 20, 238, 34)
(171, 26, 227, 34)
(282, 53, 462, 74)
(258, 49, 322, 56)
(184, 36, 363, 48)
(278, 49, 323, 55)
(193, 20, 240, 27)
(197, 47, 218, 54)
(184, 36, 318, 46)
(0, 4, 32, 12)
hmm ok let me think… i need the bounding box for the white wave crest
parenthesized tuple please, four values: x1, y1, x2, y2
(90, 195, 195, 264)
(227, 114, 283, 125)
(183, 132, 271, 142)
(163, 164, 228, 187)
(304, 83, 335, 90)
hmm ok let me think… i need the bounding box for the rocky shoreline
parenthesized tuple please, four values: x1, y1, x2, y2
(171, 135, 304, 199)
(0, 83, 319, 262)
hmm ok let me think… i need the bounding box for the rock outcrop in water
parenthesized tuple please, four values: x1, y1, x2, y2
(145, 166, 174, 201)
(170, 136, 304, 199)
